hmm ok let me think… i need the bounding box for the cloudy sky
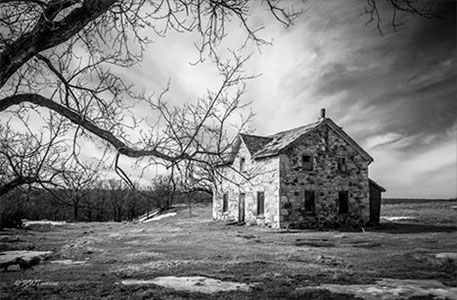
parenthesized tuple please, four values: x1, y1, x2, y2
(118, 0, 456, 198)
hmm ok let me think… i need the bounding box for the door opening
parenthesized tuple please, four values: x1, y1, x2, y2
(239, 193, 245, 222)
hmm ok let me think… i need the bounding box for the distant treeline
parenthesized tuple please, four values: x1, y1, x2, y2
(382, 198, 457, 205)
(0, 180, 212, 229)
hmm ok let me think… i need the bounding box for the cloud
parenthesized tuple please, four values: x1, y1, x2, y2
(8, 0, 453, 198)
(242, 0, 456, 198)
(364, 132, 406, 150)
(370, 135, 456, 198)
(73, 0, 456, 198)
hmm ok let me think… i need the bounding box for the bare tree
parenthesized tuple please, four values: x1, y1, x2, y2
(0, 0, 441, 200)
(84, 179, 110, 222)
(362, 0, 444, 35)
(0, 113, 68, 197)
(0, 1, 302, 185)
(103, 178, 132, 222)
(0, 112, 70, 228)
(60, 163, 99, 221)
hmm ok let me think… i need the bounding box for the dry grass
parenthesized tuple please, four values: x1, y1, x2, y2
(0, 201, 456, 299)
(381, 199, 457, 224)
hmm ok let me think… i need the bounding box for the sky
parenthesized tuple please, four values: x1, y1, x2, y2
(93, 0, 456, 198)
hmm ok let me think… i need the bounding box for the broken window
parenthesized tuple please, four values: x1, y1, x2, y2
(257, 192, 265, 216)
(222, 193, 228, 213)
(240, 157, 246, 172)
(302, 155, 313, 171)
(337, 157, 347, 172)
(338, 191, 349, 214)
(304, 191, 315, 213)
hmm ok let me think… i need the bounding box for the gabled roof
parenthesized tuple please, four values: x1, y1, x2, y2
(253, 120, 322, 158)
(323, 118, 373, 163)
(231, 117, 373, 163)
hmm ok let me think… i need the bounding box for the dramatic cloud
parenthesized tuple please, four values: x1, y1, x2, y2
(67, 0, 457, 197)
(237, 0, 456, 198)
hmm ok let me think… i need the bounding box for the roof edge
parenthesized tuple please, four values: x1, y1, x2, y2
(369, 178, 386, 192)
(240, 133, 273, 156)
(324, 118, 374, 163)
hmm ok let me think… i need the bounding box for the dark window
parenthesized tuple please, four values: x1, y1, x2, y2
(240, 157, 246, 172)
(257, 192, 265, 215)
(302, 155, 313, 171)
(337, 157, 347, 172)
(239, 193, 245, 222)
(338, 191, 349, 214)
(222, 193, 228, 213)
(304, 191, 315, 213)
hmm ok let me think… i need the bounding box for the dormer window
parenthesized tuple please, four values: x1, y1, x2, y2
(302, 155, 313, 171)
(337, 157, 347, 172)
(240, 157, 246, 172)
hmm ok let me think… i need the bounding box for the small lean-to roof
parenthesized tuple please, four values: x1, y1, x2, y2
(214, 133, 269, 166)
(369, 179, 386, 192)
(239, 133, 273, 156)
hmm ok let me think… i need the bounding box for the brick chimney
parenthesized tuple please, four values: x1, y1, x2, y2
(319, 108, 326, 120)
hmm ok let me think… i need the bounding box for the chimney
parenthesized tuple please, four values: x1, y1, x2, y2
(320, 108, 326, 120)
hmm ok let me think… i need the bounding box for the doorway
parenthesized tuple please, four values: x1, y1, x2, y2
(239, 193, 245, 222)
(338, 191, 349, 214)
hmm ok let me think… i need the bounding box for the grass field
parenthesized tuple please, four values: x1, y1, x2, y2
(1, 200, 456, 299)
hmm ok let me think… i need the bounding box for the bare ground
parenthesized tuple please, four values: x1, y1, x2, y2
(0, 200, 456, 299)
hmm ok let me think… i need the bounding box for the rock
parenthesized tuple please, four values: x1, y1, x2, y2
(280, 209, 290, 216)
(0, 235, 20, 242)
(0, 250, 52, 272)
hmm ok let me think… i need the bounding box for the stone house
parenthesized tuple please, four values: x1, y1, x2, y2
(213, 110, 385, 228)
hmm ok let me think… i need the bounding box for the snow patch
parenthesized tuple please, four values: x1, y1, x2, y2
(142, 212, 177, 222)
(121, 276, 253, 293)
(381, 216, 416, 222)
(50, 259, 86, 265)
(435, 252, 457, 260)
(302, 278, 457, 300)
(22, 220, 66, 227)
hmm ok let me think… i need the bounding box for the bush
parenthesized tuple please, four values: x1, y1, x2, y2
(0, 188, 27, 229)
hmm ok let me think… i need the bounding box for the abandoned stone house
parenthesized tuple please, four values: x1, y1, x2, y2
(213, 110, 385, 229)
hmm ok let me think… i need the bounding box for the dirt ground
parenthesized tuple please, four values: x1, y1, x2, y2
(1, 200, 456, 299)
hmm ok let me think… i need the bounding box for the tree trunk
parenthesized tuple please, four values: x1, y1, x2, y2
(73, 197, 80, 221)
(187, 192, 192, 217)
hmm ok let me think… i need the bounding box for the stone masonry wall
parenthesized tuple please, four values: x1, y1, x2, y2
(213, 142, 280, 228)
(278, 124, 370, 228)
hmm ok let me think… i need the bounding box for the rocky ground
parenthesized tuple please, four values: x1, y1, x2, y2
(0, 200, 456, 299)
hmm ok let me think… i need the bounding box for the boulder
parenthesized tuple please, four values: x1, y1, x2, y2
(0, 250, 53, 271)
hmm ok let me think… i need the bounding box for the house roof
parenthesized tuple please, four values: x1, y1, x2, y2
(234, 117, 373, 163)
(251, 118, 373, 162)
(239, 134, 273, 155)
(253, 120, 322, 158)
(323, 118, 373, 163)
(369, 179, 386, 192)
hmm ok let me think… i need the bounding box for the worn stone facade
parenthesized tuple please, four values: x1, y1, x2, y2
(278, 125, 370, 228)
(213, 118, 378, 229)
(213, 142, 281, 228)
